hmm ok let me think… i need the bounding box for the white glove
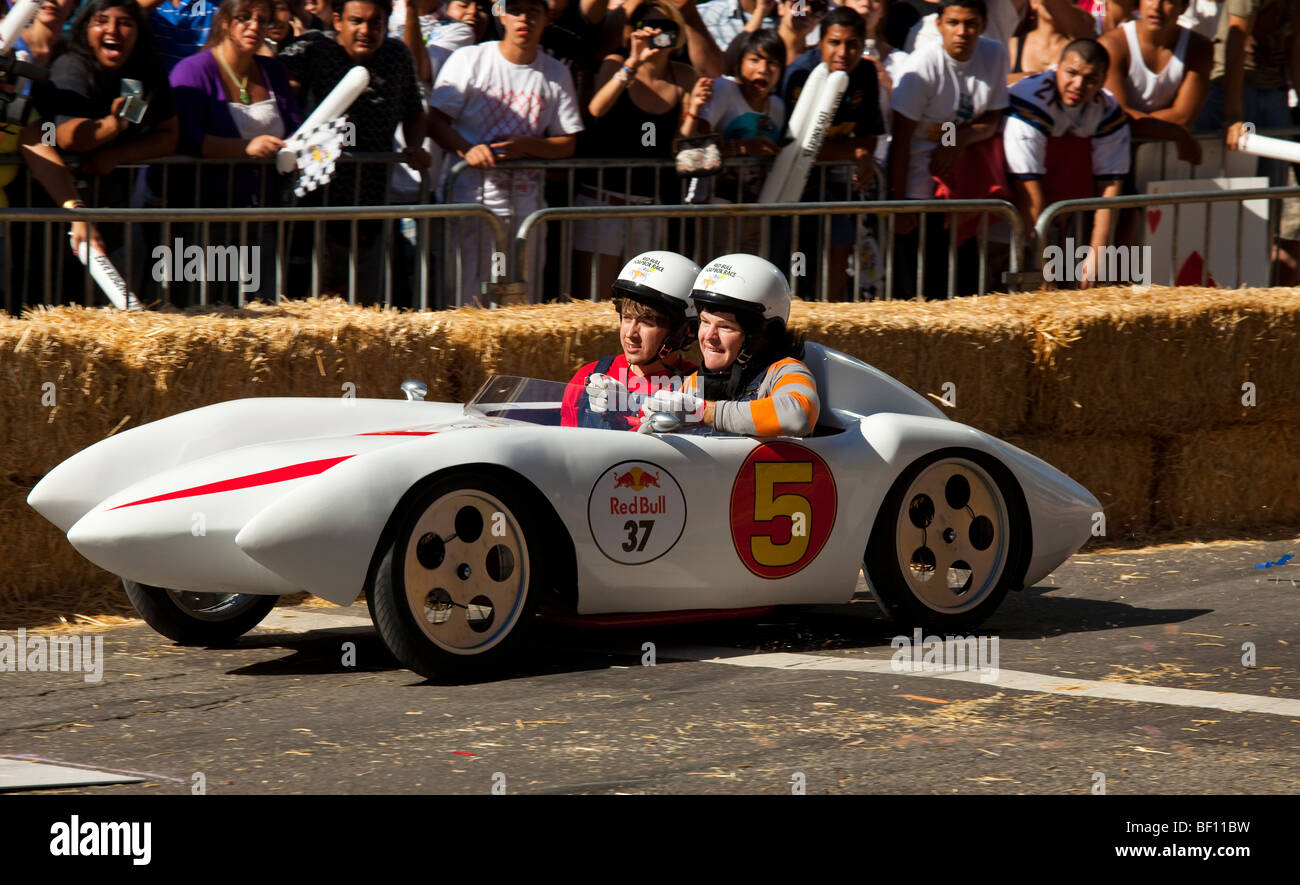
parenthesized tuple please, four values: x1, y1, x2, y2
(638, 389, 705, 432)
(585, 373, 628, 414)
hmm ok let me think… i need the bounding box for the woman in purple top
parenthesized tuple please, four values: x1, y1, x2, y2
(168, 0, 302, 207)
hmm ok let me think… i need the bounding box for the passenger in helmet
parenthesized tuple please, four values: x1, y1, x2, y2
(560, 250, 702, 430)
(639, 253, 820, 438)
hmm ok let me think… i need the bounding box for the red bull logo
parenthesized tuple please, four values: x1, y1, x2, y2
(609, 494, 666, 515)
(613, 467, 660, 492)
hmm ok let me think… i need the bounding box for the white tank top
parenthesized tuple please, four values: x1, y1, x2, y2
(1122, 20, 1191, 113)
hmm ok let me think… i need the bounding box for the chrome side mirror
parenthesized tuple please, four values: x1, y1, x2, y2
(637, 412, 683, 434)
(401, 380, 427, 402)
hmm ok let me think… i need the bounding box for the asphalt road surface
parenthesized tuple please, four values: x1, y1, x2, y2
(2, 536, 1298, 795)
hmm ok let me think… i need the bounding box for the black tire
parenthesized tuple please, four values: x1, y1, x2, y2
(371, 470, 544, 681)
(122, 579, 278, 645)
(865, 448, 1027, 632)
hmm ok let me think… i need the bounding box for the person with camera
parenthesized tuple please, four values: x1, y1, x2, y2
(45, 0, 178, 220)
(574, 0, 711, 297)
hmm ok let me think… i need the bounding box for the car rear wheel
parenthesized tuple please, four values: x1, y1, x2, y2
(865, 449, 1025, 632)
(122, 579, 278, 644)
(371, 471, 541, 681)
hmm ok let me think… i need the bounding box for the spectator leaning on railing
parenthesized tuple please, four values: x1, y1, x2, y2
(888, 0, 1008, 300)
(170, 0, 302, 204)
(1100, 0, 1211, 164)
(574, 0, 710, 296)
(428, 0, 582, 303)
(1004, 38, 1131, 287)
(45, 0, 179, 214)
(839, 0, 906, 165)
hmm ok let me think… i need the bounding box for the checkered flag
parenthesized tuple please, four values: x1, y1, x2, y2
(287, 117, 349, 198)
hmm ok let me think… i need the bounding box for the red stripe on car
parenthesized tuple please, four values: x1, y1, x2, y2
(109, 455, 355, 510)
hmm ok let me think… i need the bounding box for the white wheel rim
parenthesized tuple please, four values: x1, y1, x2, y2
(893, 459, 1010, 615)
(402, 490, 530, 655)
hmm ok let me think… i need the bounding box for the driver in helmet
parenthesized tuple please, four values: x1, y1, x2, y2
(560, 250, 702, 430)
(638, 254, 820, 438)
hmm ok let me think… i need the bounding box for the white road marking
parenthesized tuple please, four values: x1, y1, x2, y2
(0, 757, 147, 791)
(663, 646, 1300, 718)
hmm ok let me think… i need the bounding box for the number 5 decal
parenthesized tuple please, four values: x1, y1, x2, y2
(730, 442, 836, 579)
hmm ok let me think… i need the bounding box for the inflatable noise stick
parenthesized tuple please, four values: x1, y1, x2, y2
(1236, 129, 1300, 165)
(276, 65, 370, 173)
(0, 0, 41, 53)
(70, 234, 142, 311)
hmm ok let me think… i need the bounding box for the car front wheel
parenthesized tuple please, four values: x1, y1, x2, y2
(370, 471, 542, 681)
(122, 580, 278, 644)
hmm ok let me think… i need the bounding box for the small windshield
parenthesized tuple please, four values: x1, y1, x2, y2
(465, 376, 582, 427)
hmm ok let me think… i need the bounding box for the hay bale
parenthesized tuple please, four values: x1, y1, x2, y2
(793, 297, 1035, 437)
(1022, 286, 1300, 436)
(441, 300, 623, 397)
(0, 310, 138, 483)
(1157, 425, 1300, 533)
(0, 479, 119, 624)
(1004, 433, 1155, 539)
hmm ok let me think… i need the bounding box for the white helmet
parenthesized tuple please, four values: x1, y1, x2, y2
(690, 254, 791, 332)
(611, 251, 700, 321)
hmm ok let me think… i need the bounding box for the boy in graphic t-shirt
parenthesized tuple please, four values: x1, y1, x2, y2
(428, 0, 584, 304)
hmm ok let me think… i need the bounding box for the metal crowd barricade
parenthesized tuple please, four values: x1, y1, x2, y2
(1132, 125, 1300, 182)
(0, 151, 449, 312)
(515, 199, 1025, 302)
(0, 204, 504, 314)
(442, 156, 889, 303)
(1034, 185, 1300, 288)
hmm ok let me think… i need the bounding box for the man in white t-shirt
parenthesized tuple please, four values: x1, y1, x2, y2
(429, 0, 584, 303)
(888, 0, 1008, 298)
(906, 0, 1025, 51)
(1004, 39, 1131, 286)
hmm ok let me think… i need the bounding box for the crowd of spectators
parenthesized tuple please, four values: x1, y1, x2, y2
(0, 0, 1297, 307)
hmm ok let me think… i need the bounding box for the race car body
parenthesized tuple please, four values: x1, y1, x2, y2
(29, 343, 1099, 679)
